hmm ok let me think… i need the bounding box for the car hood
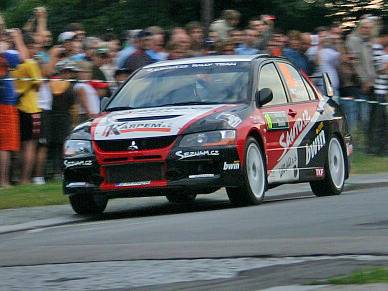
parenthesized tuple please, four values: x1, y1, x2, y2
(92, 104, 242, 140)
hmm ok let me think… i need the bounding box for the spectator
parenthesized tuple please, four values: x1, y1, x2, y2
(283, 30, 312, 75)
(210, 10, 240, 41)
(229, 29, 244, 48)
(249, 17, 265, 39)
(186, 21, 205, 57)
(370, 25, 388, 154)
(124, 30, 153, 74)
(170, 28, 191, 53)
(235, 29, 259, 55)
(112, 68, 130, 94)
(346, 18, 376, 95)
(255, 15, 275, 51)
(74, 61, 100, 123)
(11, 33, 42, 184)
(217, 39, 235, 55)
(146, 26, 168, 61)
(48, 63, 77, 176)
(166, 41, 187, 60)
(0, 29, 23, 188)
(116, 29, 139, 69)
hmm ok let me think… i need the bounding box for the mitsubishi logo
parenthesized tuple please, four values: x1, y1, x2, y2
(128, 141, 139, 151)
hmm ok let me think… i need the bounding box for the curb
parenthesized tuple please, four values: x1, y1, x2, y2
(1, 180, 387, 235)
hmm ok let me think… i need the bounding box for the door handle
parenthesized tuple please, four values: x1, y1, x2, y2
(288, 109, 297, 117)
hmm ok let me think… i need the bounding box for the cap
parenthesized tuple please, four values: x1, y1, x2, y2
(55, 60, 79, 72)
(136, 30, 152, 39)
(57, 31, 76, 43)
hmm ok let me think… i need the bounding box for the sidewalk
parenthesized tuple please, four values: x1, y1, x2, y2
(0, 173, 387, 235)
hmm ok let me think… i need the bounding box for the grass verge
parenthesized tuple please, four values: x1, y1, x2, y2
(311, 268, 388, 285)
(0, 182, 67, 210)
(351, 151, 388, 174)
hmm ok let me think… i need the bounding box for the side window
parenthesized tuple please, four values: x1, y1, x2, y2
(277, 63, 310, 102)
(258, 63, 288, 106)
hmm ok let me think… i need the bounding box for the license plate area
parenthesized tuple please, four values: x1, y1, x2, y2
(105, 163, 164, 183)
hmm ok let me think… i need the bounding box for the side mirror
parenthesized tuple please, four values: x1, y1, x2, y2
(255, 88, 273, 107)
(100, 97, 110, 111)
(322, 73, 334, 98)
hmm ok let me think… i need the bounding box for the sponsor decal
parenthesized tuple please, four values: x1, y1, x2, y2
(264, 112, 289, 130)
(306, 130, 326, 165)
(93, 105, 225, 140)
(64, 160, 93, 168)
(102, 121, 172, 137)
(128, 141, 139, 151)
(279, 109, 311, 159)
(145, 62, 237, 72)
(115, 181, 151, 187)
(188, 174, 215, 179)
(175, 150, 219, 160)
(315, 168, 324, 177)
(316, 121, 324, 134)
(217, 113, 242, 128)
(223, 161, 240, 170)
(278, 149, 298, 179)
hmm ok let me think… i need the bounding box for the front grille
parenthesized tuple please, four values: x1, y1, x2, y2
(105, 163, 164, 183)
(95, 136, 176, 152)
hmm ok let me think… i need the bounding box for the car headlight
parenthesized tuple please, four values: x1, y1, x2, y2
(179, 130, 236, 147)
(64, 140, 93, 158)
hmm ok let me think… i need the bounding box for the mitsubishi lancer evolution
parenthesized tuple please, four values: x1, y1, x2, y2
(63, 55, 352, 214)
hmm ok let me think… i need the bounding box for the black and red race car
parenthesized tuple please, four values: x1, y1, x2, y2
(64, 55, 352, 214)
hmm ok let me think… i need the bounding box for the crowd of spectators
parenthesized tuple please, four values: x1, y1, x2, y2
(0, 7, 387, 188)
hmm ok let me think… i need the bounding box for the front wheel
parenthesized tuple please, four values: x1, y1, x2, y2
(69, 193, 108, 215)
(227, 138, 267, 206)
(310, 136, 345, 196)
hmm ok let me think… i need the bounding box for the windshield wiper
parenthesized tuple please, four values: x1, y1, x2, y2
(105, 106, 136, 112)
(156, 101, 221, 107)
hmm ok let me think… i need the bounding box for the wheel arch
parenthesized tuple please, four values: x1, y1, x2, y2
(246, 129, 267, 167)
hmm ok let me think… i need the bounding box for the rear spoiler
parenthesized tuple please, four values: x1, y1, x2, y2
(309, 73, 334, 98)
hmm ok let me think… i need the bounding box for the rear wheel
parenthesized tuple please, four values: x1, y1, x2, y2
(227, 138, 266, 206)
(310, 136, 345, 196)
(69, 193, 108, 215)
(166, 193, 197, 203)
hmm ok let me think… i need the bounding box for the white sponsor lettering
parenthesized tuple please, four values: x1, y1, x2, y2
(217, 113, 242, 128)
(279, 110, 311, 153)
(223, 161, 240, 170)
(175, 150, 219, 160)
(115, 181, 151, 187)
(306, 130, 326, 165)
(64, 160, 93, 168)
(315, 168, 324, 177)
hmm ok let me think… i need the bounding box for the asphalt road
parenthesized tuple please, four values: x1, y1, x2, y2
(1, 184, 388, 290)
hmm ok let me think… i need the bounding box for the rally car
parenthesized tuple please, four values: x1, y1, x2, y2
(64, 55, 352, 214)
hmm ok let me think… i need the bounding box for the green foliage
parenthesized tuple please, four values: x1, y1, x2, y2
(0, 0, 385, 39)
(327, 268, 388, 284)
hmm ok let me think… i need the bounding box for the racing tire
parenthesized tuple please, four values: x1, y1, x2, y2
(166, 193, 197, 203)
(69, 193, 108, 215)
(310, 136, 345, 197)
(226, 138, 267, 206)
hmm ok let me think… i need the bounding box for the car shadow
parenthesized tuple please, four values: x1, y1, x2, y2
(83, 190, 317, 222)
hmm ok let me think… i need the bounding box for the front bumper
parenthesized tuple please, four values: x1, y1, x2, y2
(63, 145, 243, 197)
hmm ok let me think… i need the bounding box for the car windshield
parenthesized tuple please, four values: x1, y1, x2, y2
(107, 61, 251, 110)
